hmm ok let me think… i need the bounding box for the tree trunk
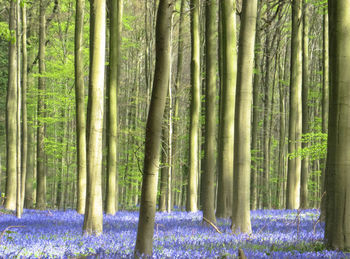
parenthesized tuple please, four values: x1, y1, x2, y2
(286, 0, 302, 210)
(231, 0, 257, 234)
(83, 0, 106, 236)
(134, 0, 173, 256)
(202, 0, 217, 224)
(325, 0, 350, 250)
(186, 0, 200, 212)
(5, 0, 18, 211)
(300, 0, 309, 209)
(74, 0, 87, 215)
(216, 0, 236, 219)
(20, 0, 28, 214)
(106, 0, 123, 215)
(36, 0, 47, 210)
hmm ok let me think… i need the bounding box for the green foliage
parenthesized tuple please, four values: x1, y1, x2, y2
(288, 132, 327, 161)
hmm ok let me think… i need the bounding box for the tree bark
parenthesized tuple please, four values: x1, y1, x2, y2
(216, 0, 236, 219)
(36, 0, 47, 210)
(5, 0, 18, 211)
(106, 0, 123, 215)
(325, 0, 350, 250)
(74, 0, 87, 215)
(286, 0, 302, 209)
(134, 0, 173, 256)
(202, 0, 217, 224)
(186, 0, 200, 212)
(231, 0, 257, 234)
(300, 0, 309, 209)
(83, 0, 106, 236)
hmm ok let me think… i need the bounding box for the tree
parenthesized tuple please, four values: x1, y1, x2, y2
(300, 0, 309, 209)
(286, 0, 302, 210)
(106, 0, 123, 215)
(325, 0, 350, 250)
(75, 0, 87, 215)
(5, 0, 17, 211)
(134, 0, 173, 256)
(36, 0, 47, 210)
(83, 0, 106, 236)
(202, 0, 217, 224)
(216, 0, 236, 218)
(186, 0, 200, 212)
(231, 0, 257, 234)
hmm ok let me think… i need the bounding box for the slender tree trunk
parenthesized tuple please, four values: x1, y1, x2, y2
(216, 0, 236, 219)
(134, 0, 173, 256)
(202, 0, 217, 224)
(231, 0, 257, 234)
(300, 0, 309, 209)
(74, 0, 87, 215)
(250, 5, 262, 211)
(320, 11, 329, 220)
(83, 0, 106, 236)
(325, 0, 350, 250)
(36, 0, 47, 210)
(186, 0, 200, 212)
(286, 0, 302, 209)
(16, 0, 22, 218)
(106, 0, 123, 215)
(5, 0, 18, 211)
(20, 0, 28, 213)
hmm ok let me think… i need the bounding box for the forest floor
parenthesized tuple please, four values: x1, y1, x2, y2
(0, 208, 348, 258)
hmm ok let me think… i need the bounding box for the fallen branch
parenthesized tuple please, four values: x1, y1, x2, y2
(0, 226, 25, 243)
(203, 217, 222, 234)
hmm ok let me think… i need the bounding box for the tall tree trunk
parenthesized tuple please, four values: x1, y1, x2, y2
(216, 0, 236, 219)
(250, 5, 262, 211)
(231, 0, 257, 234)
(20, 0, 28, 213)
(320, 11, 329, 220)
(5, 0, 18, 211)
(83, 0, 106, 236)
(286, 0, 302, 209)
(106, 0, 123, 215)
(36, 0, 47, 210)
(300, 0, 309, 209)
(134, 0, 173, 256)
(202, 0, 217, 224)
(325, 0, 350, 250)
(75, 0, 87, 215)
(186, 0, 200, 212)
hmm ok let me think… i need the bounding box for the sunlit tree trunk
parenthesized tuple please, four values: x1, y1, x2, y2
(83, 0, 106, 236)
(5, 0, 18, 211)
(36, 0, 47, 210)
(216, 0, 236, 219)
(325, 0, 350, 250)
(202, 0, 217, 224)
(300, 0, 309, 209)
(186, 0, 200, 212)
(134, 0, 173, 256)
(20, 0, 28, 214)
(286, 0, 302, 210)
(74, 0, 87, 215)
(106, 0, 123, 215)
(231, 0, 257, 234)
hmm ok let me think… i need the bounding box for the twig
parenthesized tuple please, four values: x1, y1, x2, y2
(0, 226, 25, 243)
(203, 217, 222, 234)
